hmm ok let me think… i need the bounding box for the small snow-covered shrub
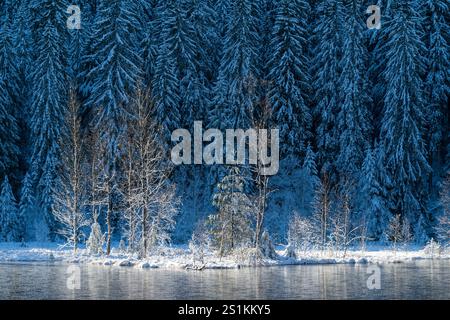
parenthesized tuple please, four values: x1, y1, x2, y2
(119, 239, 126, 254)
(86, 222, 105, 255)
(189, 221, 210, 265)
(423, 239, 442, 258)
(435, 175, 450, 246)
(288, 214, 317, 253)
(284, 244, 297, 259)
(232, 247, 259, 265)
(260, 230, 277, 260)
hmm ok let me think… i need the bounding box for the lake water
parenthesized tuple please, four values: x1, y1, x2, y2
(0, 261, 449, 299)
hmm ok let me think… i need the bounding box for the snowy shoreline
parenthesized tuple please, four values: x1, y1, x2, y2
(1, 242, 449, 270)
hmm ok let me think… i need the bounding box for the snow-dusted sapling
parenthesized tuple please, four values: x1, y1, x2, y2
(189, 220, 210, 265)
(288, 213, 317, 254)
(435, 175, 450, 246)
(387, 214, 412, 252)
(0, 176, 21, 242)
(87, 212, 105, 255)
(208, 167, 255, 257)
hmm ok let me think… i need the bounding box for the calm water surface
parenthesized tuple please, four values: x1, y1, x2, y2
(0, 261, 449, 299)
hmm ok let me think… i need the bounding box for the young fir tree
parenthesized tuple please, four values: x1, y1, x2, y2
(379, 1, 431, 242)
(300, 144, 320, 215)
(266, 0, 312, 158)
(0, 176, 22, 242)
(359, 146, 390, 241)
(19, 172, 37, 241)
(208, 167, 255, 256)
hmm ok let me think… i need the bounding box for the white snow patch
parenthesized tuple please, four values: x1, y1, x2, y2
(0, 242, 449, 270)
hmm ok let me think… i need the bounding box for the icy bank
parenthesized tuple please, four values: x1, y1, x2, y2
(0, 242, 449, 270)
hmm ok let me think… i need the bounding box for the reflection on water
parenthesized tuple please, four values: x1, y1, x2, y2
(0, 261, 449, 299)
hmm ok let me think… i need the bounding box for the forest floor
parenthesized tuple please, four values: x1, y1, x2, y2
(0, 242, 449, 270)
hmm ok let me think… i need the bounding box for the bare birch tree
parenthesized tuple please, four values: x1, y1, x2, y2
(124, 85, 179, 258)
(53, 88, 89, 252)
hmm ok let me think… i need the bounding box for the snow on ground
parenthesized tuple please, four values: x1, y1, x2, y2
(0, 242, 449, 270)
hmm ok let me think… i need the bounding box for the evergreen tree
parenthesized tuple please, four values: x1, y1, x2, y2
(141, 0, 159, 84)
(423, 0, 449, 167)
(0, 176, 21, 241)
(0, 5, 20, 181)
(311, 0, 344, 180)
(29, 0, 69, 239)
(379, 1, 431, 240)
(336, 0, 371, 180)
(300, 144, 320, 215)
(359, 146, 390, 240)
(208, 167, 255, 256)
(208, 0, 262, 131)
(19, 172, 37, 241)
(266, 0, 311, 158)
(151, 1, 183, 142)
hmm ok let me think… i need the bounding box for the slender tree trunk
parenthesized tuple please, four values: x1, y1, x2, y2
(142, 206, 148, 258)
(106, 182, 112, 256)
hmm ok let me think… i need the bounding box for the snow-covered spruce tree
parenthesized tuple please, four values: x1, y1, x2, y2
(174, 0, 210, 127)
(124, 86, 179, 258)
(19, 172, 37, 241)
(29, 0, 69, 240)
(208, 0, 262, 131)
(13, 0, 33, 73)
(0, 9, 20, 182)
(367, 0, 396, 129)
(67, 1, 91, 84)
(379, 1, 431, 242)
(0, 176, 22, 242)
(12, 0, 33, 154)
(0, 79, 20, 181)
(86, 210, 105, 255)
(140, 0, 158, 84)
(208, 167, 255, 257)
(336, 0, 371, 181)
(435, 174, 450, 245)
(206, 0, 262, 201)
(266, 0, 312, 158)
(311, 0, 344, 181)
(151, 0, 183, 143)
(84, 0, 143, 255)
(359, 146, 390, 241)
(52, 89, 89, 253)
(423, 0, 449, 170)
(190, 0, 219, 81)
(300, 144, 320, 215)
